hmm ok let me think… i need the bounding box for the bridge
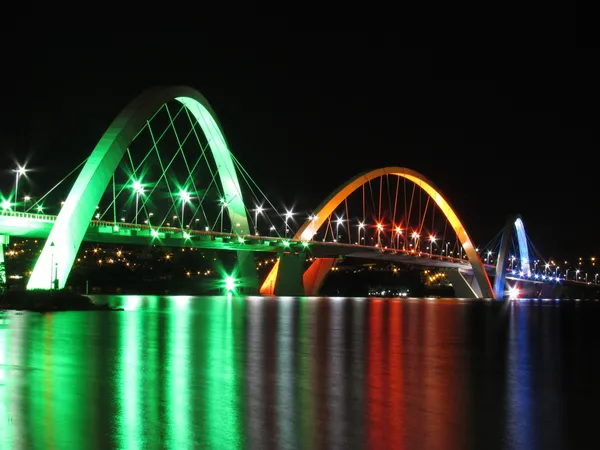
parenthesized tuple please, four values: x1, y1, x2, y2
(0, 86, 595, 299)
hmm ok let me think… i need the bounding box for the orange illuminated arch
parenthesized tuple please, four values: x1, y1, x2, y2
(260, 167, 495, 299)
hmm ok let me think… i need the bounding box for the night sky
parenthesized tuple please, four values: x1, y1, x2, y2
(0, 33, 597, 260)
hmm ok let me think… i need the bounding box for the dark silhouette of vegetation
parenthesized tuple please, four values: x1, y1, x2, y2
(0, 289, 121, 312)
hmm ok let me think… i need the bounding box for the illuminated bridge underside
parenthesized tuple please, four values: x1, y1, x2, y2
(261, 167, 496, 299)
(26, 86, 257, 291)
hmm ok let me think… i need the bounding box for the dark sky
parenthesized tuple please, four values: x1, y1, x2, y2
(0, 32, 597, 260)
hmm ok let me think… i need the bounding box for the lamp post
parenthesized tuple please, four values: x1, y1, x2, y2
(132, 181, 144, 224)
(13, 165, 26, 211)
(377, 223, 383, 247)
(394, 227, 402, 249)
(254, 206, 263, 235)
(429, 235, 436, 258)
(358, 222, 365, 245)
(284, 210, 293, 238)
(219, 198, 227, 233)
(335, 216, 343, 241)
(411, 231, 419, 251)
(179, 190, 191, 229)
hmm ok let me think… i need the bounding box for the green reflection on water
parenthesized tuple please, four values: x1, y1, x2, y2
(117, 298, 143, 449)
(205, 295, 243, 448)
(166, 296, 192, 448)
(0, 314, 12, 447)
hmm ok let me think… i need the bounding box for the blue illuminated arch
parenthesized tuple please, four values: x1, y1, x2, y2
(494, 214, 531, 298)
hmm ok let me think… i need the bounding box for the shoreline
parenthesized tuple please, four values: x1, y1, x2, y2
(0, 289, 122, 312)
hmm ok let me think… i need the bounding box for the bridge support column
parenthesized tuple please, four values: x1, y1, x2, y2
(0, 235, 7, 285)
(303, 257, 336, 296)
(445, 268, 485, 298)
(269, 252, 306, 297)
(235, 250, 259, 295)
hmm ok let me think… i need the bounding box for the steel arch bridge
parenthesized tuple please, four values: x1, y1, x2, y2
(26, 86, 257, 291)
(259, 167, 495, 298)
(0, 85, 560, 299)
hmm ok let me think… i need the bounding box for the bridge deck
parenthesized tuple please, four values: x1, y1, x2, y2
(0, 211, 566, 285)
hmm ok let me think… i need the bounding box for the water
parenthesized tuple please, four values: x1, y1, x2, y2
(1, 296, 599, 450)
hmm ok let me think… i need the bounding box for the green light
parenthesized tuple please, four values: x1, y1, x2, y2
(237, 236, 245, 243)
(302, 241, 309, 248)
(151, 229, 159, 237)
(1, 200, 11, 211)
(282, 240, 290, 247)
(179, 189, 191, 202)
(224, 275, 236, 292)
(113, 225, 119, 232)
(36, 204, 44, 212)
(132, 180, 144, 193)
(183, 232, 191, 239)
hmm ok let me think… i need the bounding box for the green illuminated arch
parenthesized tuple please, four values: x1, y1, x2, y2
(27, 86, 255, 290)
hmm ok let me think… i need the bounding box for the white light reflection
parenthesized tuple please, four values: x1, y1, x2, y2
(276, 297, 296, 447)
(328, 297, 346, 447)
(246, 297, 266, 448)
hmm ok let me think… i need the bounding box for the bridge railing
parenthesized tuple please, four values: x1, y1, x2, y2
(0, 210, 471, 263)
(0, 210, 58, 222)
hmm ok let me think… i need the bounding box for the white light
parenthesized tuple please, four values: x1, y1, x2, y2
(508, 286, 520, 300)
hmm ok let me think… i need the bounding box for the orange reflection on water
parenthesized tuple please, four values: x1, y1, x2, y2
(387, 299, 404, 447)
(366, 299, 386, 449)
(421, 300, 465, 450)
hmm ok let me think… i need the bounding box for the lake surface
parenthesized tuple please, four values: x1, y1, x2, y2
(1, 296, 599, 449)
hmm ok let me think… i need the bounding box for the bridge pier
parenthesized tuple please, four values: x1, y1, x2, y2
(0, 234, 7, 285)
(235, 250, 259, 295)
(445, 268, 485, 298)
(263, 252, 307, 297)
(303, 257, 337, 296)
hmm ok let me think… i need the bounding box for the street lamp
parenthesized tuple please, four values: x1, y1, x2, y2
(429, 235, 436, 257)
(411, 231, 419, 251)
(132, 180, 144, 224)
(377, 223, 384, 247)
(178, 190, 191, 229)
(358, 221, 365, 245)
(335, 215, 344, 241)
(595, 273, 599, 284)
(23, 195, 30, 212)
(395, 227, 402, 250)
(254, 205, 263, 235)
(12, 165, 26, 211)
(284, 210, 293, 238)
(218, 197, 230, 233)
